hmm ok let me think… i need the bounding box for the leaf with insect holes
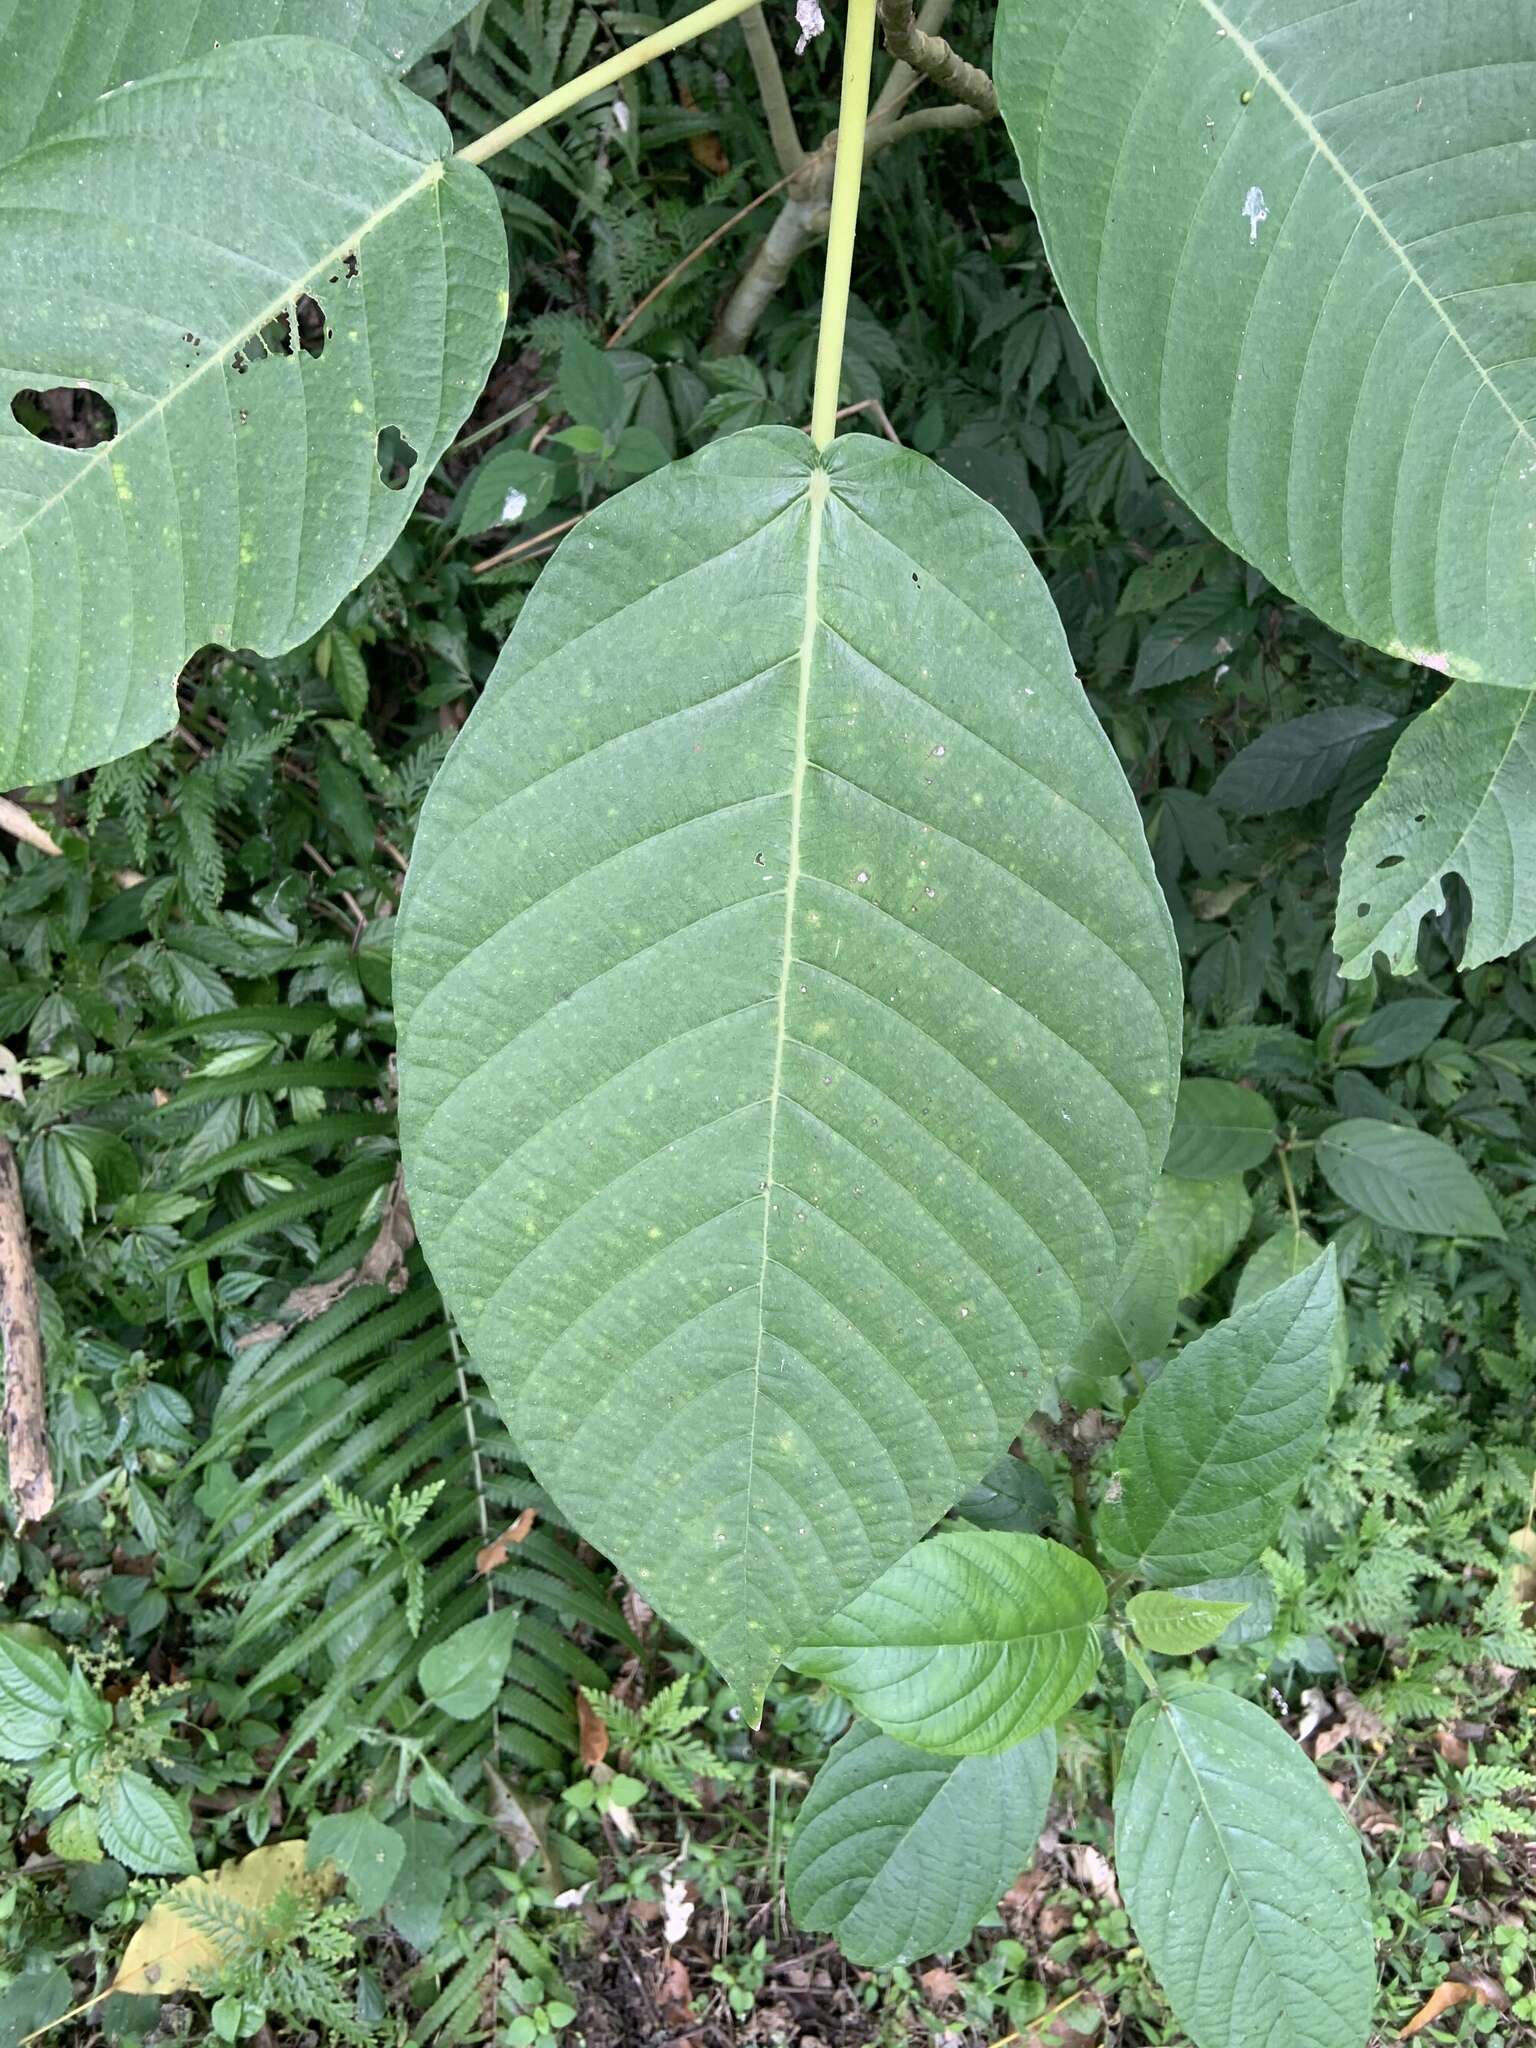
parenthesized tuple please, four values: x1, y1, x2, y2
(1116, 1685, 1372, 2048)
(1335, 683, 1536, 978)
(787, 1718, 1056, 1967)
(1315, 1120, 1503, 1238)
(0, 0, 480, 162)
(996, 0, 1536, 687)
(788, 1531, 1106, 1754)
(0, 36, 505, 785)
(395, 428, 1181, 1713)
(1099, 1251, 1342, 1585)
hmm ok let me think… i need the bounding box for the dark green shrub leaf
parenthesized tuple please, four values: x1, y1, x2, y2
(456, 449, 557, 538)
(1126, 1590, 1249, 1656)
(1165, 1078, 1275, 1179)
(1099, 1251, 1342, 1585)
(1116, 1686, 1372, 2048)
(0, 36, 506, 784)
(1210, 709, 1398, 816)
(787, 1531, 1106, 1754)
(1315, 1120, 1502, 1238)
(417, 1606, 519, 1720)
(787, 1718, 1056, 1966)
(1335, 684, 1536, 978)
(996, 0, 1536, 688)
(1339, 998, 1455, 1070)
(98, 1770, 196, 1876)
(0, 0, 477, 159)
(396, 428, 1180, 1711)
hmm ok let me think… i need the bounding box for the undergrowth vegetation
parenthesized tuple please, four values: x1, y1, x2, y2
(2, 2, 1535, 2044)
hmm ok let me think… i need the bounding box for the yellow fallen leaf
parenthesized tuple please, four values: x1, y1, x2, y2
(1399, 1979, 1491, 2039)
(113, 1840, 334, 1997)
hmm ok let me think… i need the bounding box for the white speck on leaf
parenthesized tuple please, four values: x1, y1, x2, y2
(1241, 185, 1269, 243)
(794, 0, 825, 52)
(500, 487, 528, 523)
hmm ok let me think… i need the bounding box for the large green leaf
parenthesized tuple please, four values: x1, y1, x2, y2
(787, 1531, 1106, 1754)
(1098, 1251, 1341, 1585)
(995, 0, 1536, 688)
(1315, 1119, 1503, 1238)
(787, 1718, 1056, 1967)
(1116, 1686, 1373, 2048)
(1335, 684, 1536, 978)
(0, 0, 476, 163)
(0, 37, 505, 784)
(396, 427, 1180, 1711)
(1164, 1077, 1274, 1179)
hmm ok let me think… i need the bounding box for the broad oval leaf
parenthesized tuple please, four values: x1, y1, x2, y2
(1116, 1686, 1373, 2048)
(1233, 1224, 1323, 1310)
(1335, 684, 1536, 978)
(417, 1605, 519, 1720)
(1164, 1077, 1274, 1179)
(0, 0, 476, 162)
(786, 1531, 1106, 1754)
(99, 1768, 197, 1876)
(1099, 1250, 1341, 1585)
(0, 37, 506, 784)
(1210, 708, 1399, 817)
(996, 0, 1536, 687)
(1315, 1119, 1503, 1238)
(396, 427, 1180, 1711)
(114, 1841, 336, 1996)
(787, 1717, 1056, 1967)
(1126, 1589, 1249, 1656)
(1146, 1173, 1252, 1298)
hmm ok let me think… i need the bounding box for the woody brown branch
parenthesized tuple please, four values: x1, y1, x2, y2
(875, 0, 998, 120)
(0, 1135, 54, 1524)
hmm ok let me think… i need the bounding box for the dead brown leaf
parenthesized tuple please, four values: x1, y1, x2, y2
(919, 1966, 962, 2004)
(1069, 1844, 1121, 1907)
(1434, 1727, 1470, 1769)
(234, 1168, 414, 1348)
(485, 1762, 559, 1887)
(577, 1690, 609, 1767)
(677, 83, 729, 173)
(475, 1506, 538, 1574)
(1314, 1687, 1389, 1758)
(1399, 1978, 1496, 2038)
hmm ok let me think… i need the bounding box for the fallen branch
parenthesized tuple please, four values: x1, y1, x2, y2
(0, 1136, 54, 1524)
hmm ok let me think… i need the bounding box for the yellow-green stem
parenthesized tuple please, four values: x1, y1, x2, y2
(457, 0, 764, 166)
(809, 0, 878, 449)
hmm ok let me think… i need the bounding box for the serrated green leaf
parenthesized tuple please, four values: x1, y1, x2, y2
(1315, 1119, 1502, 1238)
(99, 1770, 197, 1876)
(1211, 709, 1399, 816)
(787, 1532, 1106, 1755)
(47, 1803, 103, 1864)
(0, 0, 477, 160)
(417, 1605, 519, 1720)
(955, 1453, 1053, 1534)
(1232, 1226, 1324, 1311)
(1335, 684, 1536, 978)
(308, 1808, 405, 1917)
(395, 427, 1180, 1711)
(1165, 1078, 1275, 1179)
(1339, 997, 1455, 1071)
(0, 1629, 69, 1761)
(1126, 1590, 1249, 1656)
(455, 448, 556, 539)
(1116, 1687, 1372, 2048)
(787, 1718, 1056, 1967)
(1131, 590, 1253, 693)
(0, 36, 505, 784)
(1099, 1251, 1341, 1585)
(996, 0, 1536, 688)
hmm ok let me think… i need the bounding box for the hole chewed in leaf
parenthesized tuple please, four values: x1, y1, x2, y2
(376, 426, 418, 491)
(240, 296, 328, 371)
(1375, 854, 1404, 869)
(11, 386, 118, 448)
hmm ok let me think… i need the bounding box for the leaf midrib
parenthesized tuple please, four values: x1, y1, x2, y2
(1194, 0, 1536, 464)
(0, 152, 443, 557)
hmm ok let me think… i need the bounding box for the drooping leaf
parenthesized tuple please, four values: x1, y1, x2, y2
(1116, 1686, 1373, 2048)
(996, 0, 1536, 687)
(1126, 1589, 1249, 1656)
(0, 1, 478, 161)
(1164, 1078, 1275, 1179)
(1067, 1216, 1180, 1383)
(1335, 684, 1536, 978)
(395, 428, 1181, 1710)
(0, 36, 506, 785)
(787, 1531, 1106, 1755)
(98, 1770, 197, 1876)
(309, 1808, 405, 1917)
(1099, 1251, 1341, 1585)
(1339, 997, 1455, 1070)
(1210, 708, 1399, 816)
(787, 1718, 1056, 1967)
(1315, 1120, 1503, 1239)
(114, 1841, 337, 1995)
(417, 1605, 519, 1720)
